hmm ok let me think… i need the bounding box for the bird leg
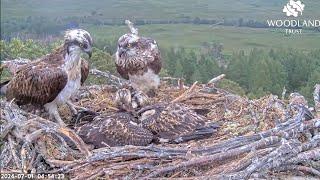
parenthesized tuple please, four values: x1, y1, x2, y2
(66, 101, 88, 115)
(44, 102, 66, 126)
(52, 111, 66, 127)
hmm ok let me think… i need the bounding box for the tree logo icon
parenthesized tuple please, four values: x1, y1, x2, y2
(283, 0, 305, 17)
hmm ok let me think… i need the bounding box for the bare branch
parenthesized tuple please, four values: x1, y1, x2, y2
(171, 81, 198, 103)
(90, 68, 127, 87)
(207, 74, 226, 85)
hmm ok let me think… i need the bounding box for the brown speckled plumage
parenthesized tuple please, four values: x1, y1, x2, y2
(115, 23, 162, 94)
(138, 103, 219, 143)
(3, 56, 90, 86)
(115, 87, 150, 112)
(74, 103, 218, 147)
(0, 29, 93, 125)
(76, 113, 154, 148)
(116, 35, 161, 79)
(5, 46, 68, 106)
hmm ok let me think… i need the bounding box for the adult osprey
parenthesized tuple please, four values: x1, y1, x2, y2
(1, 58, 89, 85)
(115, 20, 162, 96)
(0, 29, 93, 126)
(1, 57, 90, 115)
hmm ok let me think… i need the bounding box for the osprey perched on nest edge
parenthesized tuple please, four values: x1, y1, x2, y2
(0, 29, 93, 126)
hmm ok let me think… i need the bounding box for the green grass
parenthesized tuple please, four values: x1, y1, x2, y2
(85, 24, 320, 53)
(2, 0, 320, 53)
(2, 0, 320, 21)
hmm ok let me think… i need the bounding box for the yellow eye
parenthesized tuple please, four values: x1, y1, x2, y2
(127, 43, 131, 48)
(80, 43, 84, 48)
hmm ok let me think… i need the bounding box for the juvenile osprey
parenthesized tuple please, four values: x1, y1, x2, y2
(289, 92, 308, 107)
(115, 20, 162, 96)
(0, 29, 93, 126)
(75, 103, 219, 147)
(137, 103, 219, 143)
(76, 112, 154, 148)
(115, 87, 150, 112)
(289, 92, 314, 120)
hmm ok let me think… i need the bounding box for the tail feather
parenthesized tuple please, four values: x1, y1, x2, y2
(0, 80, 10, 95)
(171, 123, 220, 143)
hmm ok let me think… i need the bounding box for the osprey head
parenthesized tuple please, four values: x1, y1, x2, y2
(116, 33, 140, 58)
(289, 92, 307, 106)
(115, 88, 133, 111)
(64, 29, 93, 58)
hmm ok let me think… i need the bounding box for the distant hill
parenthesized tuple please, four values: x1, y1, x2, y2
(1, 0, 319, 21)
(1, 0, 319, 52)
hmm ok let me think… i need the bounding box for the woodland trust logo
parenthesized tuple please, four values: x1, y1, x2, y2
(266, 0, 320, 35)
(283, 0, 305, 17)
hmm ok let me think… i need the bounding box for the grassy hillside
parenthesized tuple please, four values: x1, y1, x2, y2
(1, 0, 319, 99)
(2, 0, 320, 20)
(86, 24, 320, 53)
(1, 0, 320, 52)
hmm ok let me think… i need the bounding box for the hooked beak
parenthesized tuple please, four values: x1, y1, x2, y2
(85, 48, 92, 58)
(87, 51, 92, 58)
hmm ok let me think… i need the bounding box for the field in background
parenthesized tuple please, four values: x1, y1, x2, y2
(2, 0, 320, 52)
(1, 0, 319, 100)
(2, 0, 320, 20)
(86, 24, 320, 53)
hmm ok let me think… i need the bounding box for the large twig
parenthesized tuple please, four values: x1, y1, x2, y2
(90, 68, 127, 88)
(207, 74, 226, 85)
(275, 165, 320, 177)
(171, 81, 198, 103)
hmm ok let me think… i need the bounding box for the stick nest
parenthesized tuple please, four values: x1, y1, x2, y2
(1, 73, 319, 179)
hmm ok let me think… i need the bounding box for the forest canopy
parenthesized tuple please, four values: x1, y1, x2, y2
(1, 39, 319, 103)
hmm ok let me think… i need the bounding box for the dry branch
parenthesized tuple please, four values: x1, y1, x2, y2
(1, 78, 319, 179)
(171, 81, 198, 103)
(89, 68, 127, 88)
(207, 74, 226, 85)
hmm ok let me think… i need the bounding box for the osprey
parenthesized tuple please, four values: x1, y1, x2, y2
(115, 20, 162, 96)
(115, 87, 150, 113)
(75, 103, 219, 147)
(1, 57, 90, 115)
(76, 112, 154, 148)
(289, 92, 314, 120)
(0, 29, 93, 126)
(137, 103, 220, 143)
(1, 58, 89, 85)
